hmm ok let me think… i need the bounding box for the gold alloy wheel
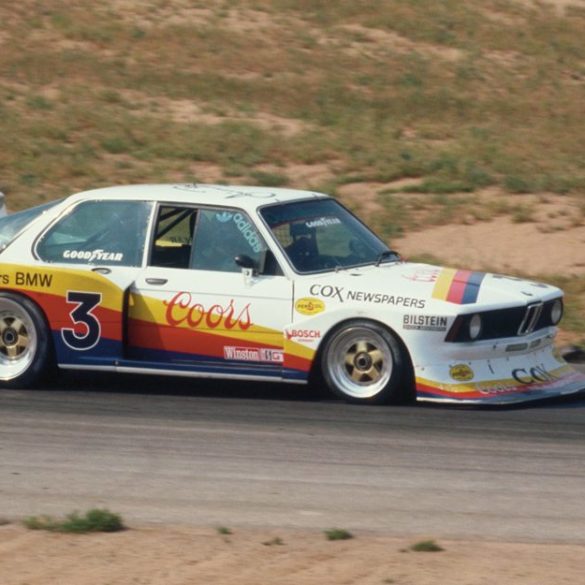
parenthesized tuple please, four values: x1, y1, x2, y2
(0, 299, 38, 381)
(326, 326, 394, 399)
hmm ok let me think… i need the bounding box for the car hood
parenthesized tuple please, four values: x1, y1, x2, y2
(301, 262, 561, 311)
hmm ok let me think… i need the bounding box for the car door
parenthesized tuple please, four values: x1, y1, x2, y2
(33, 198, 154, 366)
(126, 204, 293, 377)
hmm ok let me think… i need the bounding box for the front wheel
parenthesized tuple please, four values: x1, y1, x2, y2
(0, 293, 53, 389)
(320, 320, 411, 404)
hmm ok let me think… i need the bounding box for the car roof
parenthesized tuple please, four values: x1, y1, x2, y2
(69, 184, 329, 212)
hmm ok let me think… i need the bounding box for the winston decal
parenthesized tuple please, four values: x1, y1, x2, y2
(164, 292, 252, 330)
(224, 346, 283, 363)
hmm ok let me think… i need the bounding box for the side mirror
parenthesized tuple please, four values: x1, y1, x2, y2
(235, 254, 256, 275)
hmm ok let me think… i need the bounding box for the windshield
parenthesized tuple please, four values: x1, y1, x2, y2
(260, 198, 395, 273)
(0, 200, 61, 251)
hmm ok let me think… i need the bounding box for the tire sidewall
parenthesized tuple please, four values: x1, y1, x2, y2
(0, 293, 52, 389)
(320, 319, 409, 405)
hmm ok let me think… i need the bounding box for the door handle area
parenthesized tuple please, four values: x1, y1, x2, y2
(91, 267, 111, 275)
(145, 278, 168, 285)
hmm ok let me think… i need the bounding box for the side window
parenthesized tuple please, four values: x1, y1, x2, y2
(191, 208, 269, 273)
(150, 206, 197, 269)
(37, 200, 152, 267)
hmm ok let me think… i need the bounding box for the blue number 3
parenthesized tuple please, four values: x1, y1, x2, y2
(61, 291, 102, 351)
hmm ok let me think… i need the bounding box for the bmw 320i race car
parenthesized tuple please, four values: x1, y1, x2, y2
(0, 183, 583, 405)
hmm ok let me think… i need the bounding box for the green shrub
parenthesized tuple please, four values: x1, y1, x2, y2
(324, 528, 354, 541)
(24, 509, 125, 533)
(410, 539, 444, 552)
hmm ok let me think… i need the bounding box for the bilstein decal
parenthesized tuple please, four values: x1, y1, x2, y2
(295, 297, 325, 316)
(449, 364, 474, 382)
(403, 315, 447, 332)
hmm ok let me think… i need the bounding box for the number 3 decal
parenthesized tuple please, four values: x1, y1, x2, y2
(61, 291, 102, 351)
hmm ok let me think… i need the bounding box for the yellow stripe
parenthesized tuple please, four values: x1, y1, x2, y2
(0, 264, 122, 310)
(432, 268, 456, 301)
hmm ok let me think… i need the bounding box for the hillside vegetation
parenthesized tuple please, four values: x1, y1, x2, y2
(1, 0, 584, 335)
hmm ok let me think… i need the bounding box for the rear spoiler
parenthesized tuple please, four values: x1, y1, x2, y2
(0, 192, 6, 217)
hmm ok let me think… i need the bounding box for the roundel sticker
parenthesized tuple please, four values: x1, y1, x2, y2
(295, 297, 325, 316)
(449, 364, 474, 382)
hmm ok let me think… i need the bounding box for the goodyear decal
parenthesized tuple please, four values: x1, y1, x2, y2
(432, 269, 485, 305)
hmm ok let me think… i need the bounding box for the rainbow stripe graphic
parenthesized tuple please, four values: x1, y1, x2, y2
(432, 269, 485, 305)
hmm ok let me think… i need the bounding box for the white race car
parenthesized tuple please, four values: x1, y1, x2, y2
(0, 184, 583, 404)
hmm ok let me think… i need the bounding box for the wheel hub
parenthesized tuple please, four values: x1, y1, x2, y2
(2, 327, 18, 346)
(354, 351, 373, 371)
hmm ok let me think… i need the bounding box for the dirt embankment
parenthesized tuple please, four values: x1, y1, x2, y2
(1, 524, 584, 585)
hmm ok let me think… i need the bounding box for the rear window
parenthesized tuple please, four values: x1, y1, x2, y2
(0, 200, 61, 251)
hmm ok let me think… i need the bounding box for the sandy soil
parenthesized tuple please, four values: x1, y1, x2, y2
(395, 217, 585, 277)
(1, 523, 584, 585)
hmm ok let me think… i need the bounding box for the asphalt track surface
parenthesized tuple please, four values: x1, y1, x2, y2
(1, 368, 585, 543)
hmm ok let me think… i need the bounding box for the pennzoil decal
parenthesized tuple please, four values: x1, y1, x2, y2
(295, 297, 325, 316)
(449, 364, 474, 382)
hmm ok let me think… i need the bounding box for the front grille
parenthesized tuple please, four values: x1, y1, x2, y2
(446, 298, 561, 342)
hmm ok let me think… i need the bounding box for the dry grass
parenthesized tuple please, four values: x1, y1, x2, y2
(1, 0, 584, 209)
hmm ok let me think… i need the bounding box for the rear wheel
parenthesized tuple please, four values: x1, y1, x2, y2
(320, 320, 411, 404)
(0, 293, 52, 388)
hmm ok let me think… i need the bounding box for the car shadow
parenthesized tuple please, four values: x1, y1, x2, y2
(49, 369, 585, 410)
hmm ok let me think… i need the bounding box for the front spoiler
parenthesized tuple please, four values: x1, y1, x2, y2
(415, 349, 585, 405)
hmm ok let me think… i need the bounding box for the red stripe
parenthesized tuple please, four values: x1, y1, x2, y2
(446, 270, 471, 304)
(416, 380, 479, 400)
(128, 319, 281, 358)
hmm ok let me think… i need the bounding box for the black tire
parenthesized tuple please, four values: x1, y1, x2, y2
(320, 320, 412, 405)
(0, 293, 53, 389)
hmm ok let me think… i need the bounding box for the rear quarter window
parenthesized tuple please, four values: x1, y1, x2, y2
(36, 200, 153, 266)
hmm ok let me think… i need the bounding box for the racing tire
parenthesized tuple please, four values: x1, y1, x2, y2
(0, 293, 53, 389)
(320, 320, 412, 405)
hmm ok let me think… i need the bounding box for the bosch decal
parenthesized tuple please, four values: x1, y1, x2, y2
(286, 329, 321, 342)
